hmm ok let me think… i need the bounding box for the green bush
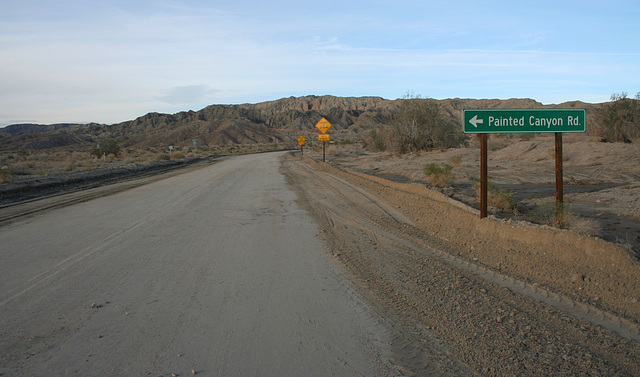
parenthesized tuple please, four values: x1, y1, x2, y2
(366, 128, 387, 151)
(424, 163, 454, 187)
(472, 179, 517, 213)
(91, 138, 121, 158)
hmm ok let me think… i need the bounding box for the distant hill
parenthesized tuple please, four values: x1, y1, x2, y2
(1, 123, 79, 136)
(0, 95, 607, 151)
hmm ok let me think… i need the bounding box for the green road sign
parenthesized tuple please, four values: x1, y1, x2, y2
(463, 109, 586, 134)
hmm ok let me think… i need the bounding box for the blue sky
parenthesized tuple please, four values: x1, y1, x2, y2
(1, 0, 639, 126)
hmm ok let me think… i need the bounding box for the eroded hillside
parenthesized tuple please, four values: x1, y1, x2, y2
(0, 95, 610, 151)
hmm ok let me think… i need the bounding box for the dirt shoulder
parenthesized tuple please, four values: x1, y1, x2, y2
(283, 152, 640, 376)
(0, 156, 225, 224)
(0, 156, 220, 205)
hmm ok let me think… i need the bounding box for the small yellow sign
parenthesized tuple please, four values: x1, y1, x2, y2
(318, 134, 330, 141)
(315, 117, 332, 134)
(298, 135, 306, 145)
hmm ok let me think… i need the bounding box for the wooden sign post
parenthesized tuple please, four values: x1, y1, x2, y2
(315, 117, 332, 163)
(318, 134, 330, 162)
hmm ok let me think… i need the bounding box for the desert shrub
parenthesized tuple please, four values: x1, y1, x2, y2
(473, 179, 517, 213)
(10, 164, 31, 176)
(564, 212, 602, 236)
(448, 155, 462, 165)
(91, 138, 121, 158)
(424, 163, 454, 187)
(490, 190, 517, 213)
(526, 201, 561, 226)
(338, 139, 355, 145)
(0, 169, 14, 183)
(367, 93, 468, 153)
(171, 152, 185, 159)
(527, 202, 601, 235)
(600, 92, 640, 143)
(156, 153, 170, 161)
(365, 128, 387, 151)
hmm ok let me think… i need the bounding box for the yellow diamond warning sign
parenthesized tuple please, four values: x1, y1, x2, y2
(315, 117, 331, 134)
(298, 135, 306, 145)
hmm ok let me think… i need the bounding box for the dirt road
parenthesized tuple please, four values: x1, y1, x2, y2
(2, 151, 639, 376)
(0, 152, 405, 376)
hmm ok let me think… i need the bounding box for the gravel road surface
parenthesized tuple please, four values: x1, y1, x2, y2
(0, 152, 404, 376)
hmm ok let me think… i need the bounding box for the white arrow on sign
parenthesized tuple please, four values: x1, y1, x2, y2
(469, 115, 483, 128)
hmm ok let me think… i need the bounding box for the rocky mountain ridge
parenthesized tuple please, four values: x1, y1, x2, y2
(0, 96, 607, 151)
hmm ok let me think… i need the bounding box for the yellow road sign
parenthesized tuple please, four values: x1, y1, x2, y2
(315, 117, 332, 134)
(318, 134, 330, 141)
(298, 135, 306, 145)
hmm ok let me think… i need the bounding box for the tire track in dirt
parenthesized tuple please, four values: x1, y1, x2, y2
(0, 220, 148, 308)
(284, 158, 475, 376)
